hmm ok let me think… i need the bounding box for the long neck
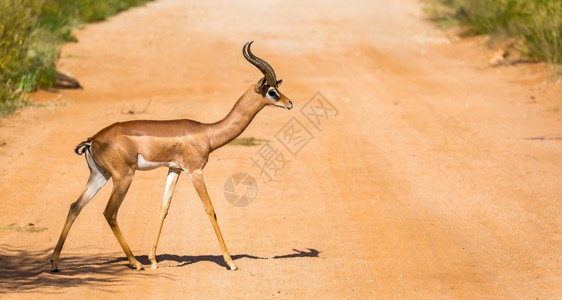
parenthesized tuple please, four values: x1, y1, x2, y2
(207, 88, 265, 151)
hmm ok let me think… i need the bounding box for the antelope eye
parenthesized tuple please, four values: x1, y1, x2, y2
(268, 90, 276, 97)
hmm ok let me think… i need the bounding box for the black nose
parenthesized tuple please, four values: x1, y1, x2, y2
(288, 101, 293, 110)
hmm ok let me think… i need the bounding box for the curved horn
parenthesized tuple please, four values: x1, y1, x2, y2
(243, 41, 277, 87)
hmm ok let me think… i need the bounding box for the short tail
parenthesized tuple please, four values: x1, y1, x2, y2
(74, 141, 91, 155)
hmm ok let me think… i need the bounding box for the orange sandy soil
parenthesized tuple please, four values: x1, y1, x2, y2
(1, 0, 561, 298)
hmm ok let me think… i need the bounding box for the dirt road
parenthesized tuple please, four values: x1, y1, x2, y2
(1, 0, 560, 298)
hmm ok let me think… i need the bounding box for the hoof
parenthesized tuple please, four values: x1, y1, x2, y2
(130, 261, 144, 270)
(228, 263, 238, 271)
(150, 262, 158, 270)
(50, 260, 59, 272)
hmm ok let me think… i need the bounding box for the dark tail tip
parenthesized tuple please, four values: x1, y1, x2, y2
(74, 142, 89, 155)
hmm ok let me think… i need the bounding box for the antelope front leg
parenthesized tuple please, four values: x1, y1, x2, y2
(190, 170, 238, 270)
(149, 168, 180, 269)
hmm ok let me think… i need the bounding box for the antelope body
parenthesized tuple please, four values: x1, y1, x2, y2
(50, 42, 293, 271)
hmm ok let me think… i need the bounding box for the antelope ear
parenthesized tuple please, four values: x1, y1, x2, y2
(255, 77, 268, 93)
(276, 79, 283, 87)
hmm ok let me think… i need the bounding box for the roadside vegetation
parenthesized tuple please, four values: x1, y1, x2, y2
(0, 0, 153, 116)
(425, 0, 561, 69)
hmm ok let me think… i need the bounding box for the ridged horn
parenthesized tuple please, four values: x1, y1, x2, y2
(243, 41, 277, 88)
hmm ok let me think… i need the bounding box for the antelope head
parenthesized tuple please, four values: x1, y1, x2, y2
(243, 41, 293, 110)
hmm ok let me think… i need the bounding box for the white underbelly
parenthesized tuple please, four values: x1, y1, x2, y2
(136, 154, 182, 171)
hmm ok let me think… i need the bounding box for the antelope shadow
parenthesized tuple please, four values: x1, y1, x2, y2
(0, 246, 321, 294)
(112, 248, 322, 269)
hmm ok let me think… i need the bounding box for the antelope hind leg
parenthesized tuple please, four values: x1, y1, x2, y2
(51, 154, 109, 271)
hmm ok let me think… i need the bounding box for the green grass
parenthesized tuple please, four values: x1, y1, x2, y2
(229, 137, 269, 147)
(0, 0, 154, 116)
(0, 223, 48, 233)
(424, 0, 562, 67)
